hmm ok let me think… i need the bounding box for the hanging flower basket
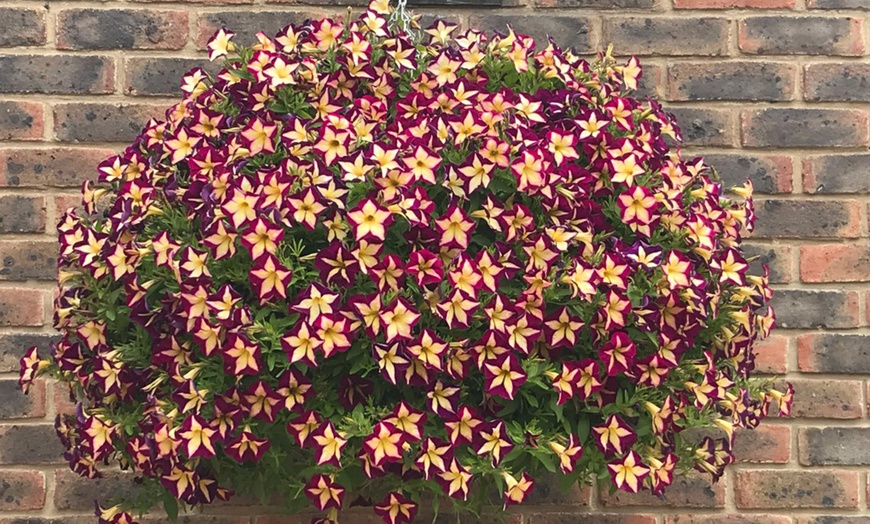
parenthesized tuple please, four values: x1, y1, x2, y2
(19, 0, 792, 522)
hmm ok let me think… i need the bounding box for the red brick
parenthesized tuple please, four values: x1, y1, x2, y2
(800, 244, 870, 283)
(786, 378, 863, 419)
(807, 0, 870, 7)
(0, 240, 58, 281)
(535, 0, 656, 6)
(54, 469, 142, 510)
(736, 470, 858, 509)
(54, 194, 83, 217)
(525, 472, 590, 505)
(57, 9, 188, 50)
(0, 424, 64, 464)
(0, 101, 43, 140)
(742, 109, 869, 149)
(675, 0, 794, 6)
(797, 333, 870, 374)
(196, 12, 310, 48)
(733, 423, 791, 463)
(743, 244, 792, 284)
(739, 17, 864, 56)
(0, 148, 109, 187)
(0, 378, 45, 419)
(52, 382, 77, 416)
(468, 15, 595, 54)
(0, 470, 45, 510)
(805, 64, 870, 103)
(752, 334, 788, 374)
(703, 154, 794, 194)
(0, 195, 46, 233)
(0, 287, 46, 327)
(752, 200, 861, 239)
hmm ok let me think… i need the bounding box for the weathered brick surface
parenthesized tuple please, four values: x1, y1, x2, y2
(742, 243, 792, 284)
(0, 8, 47, 47)
(0, 240, 57, 281)
(600, 471, 725, 508)
(196, 12, 310, 48)
(785, 378, 864, 419)
(0, 380, 45, 419)
(666, 516, 791, 524)
(0, 196, 46, 234)
(807, 0, 870, 7)
(518, 515, 655, 524)
(736, 470, 859, 509)
(772, 290, 860, 329)
(803, 154, 870, 194)
(602, 18, 729, 57)
(468, 15, 594, 53)
(125, 57, 218, 96)
(752, 334, 789, 374)
(54, 469, 143, 510)
(799, 427, 870, 466)
(0, 55, 114, 94)
(805, 64, 870, 102)
(676, 0, 794, 6)
(0, 471, 45, 511)
(800, 245, 870, 283)
(704, 154, 793, 194)
(0, 101, 43, 141)
(797, 333, 870, 373)
(0, 333, 55, 372)
(668, 108, 734, 147)
(739, 17, 864, 56)
(57, 9, 189, 50)
(0, 287, 46, 327)
(752, 200, 861, 239)
(742, 109, 869, 149)
(0, 148, 109, 188)
(669, 63, 796, 102)
(54, 103, 165, 143)
(734, 423, 791, 463)
(0, 425, 64, 464)
(536, 0, 656, 7)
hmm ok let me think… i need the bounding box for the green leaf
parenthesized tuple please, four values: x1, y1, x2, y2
(162, 492, 178, 521)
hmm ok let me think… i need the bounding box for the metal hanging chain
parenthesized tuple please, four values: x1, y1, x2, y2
(388, 0, 416, 36)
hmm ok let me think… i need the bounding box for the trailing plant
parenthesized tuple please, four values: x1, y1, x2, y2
(19, 1, 791, 522)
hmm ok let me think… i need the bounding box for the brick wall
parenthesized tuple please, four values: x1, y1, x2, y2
(0, 0, 868, 522)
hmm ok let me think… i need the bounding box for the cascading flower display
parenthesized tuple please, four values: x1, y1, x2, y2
(19, 0, 791, 522)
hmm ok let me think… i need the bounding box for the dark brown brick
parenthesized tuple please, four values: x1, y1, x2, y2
(0, 240, 57, 281)
(704, 154, 793, 194)
(57, 9, 188, 50)
(786, 378, 864, 419)
(536, 0, 656, 7)
(0, 288, 46, 327)
(600, 471, 724, 508)
(0, 425, 64, 464)
(752, 200, 861, 239)
(807, 0, 870, 7)
(800, 428, 870, 466)
(196, 12, 310, 48)
(0, 101, 43, 141)
(0, 333, 55, 372)
(736, 470, 858, 509)
(669, 108, 733, 147)
(0, 379, 45, 419)
(798, 518, 870, 524)
(667, 516, 791, 524)
(805, 64, 870, 102)
(0, 195, 45, 233)
(742, 109, 869, 149)
(0, 518, 94, 524)
(739, 17, 864, 56)
(602, 18, 728, 57)
(468, 15, 594, 53)
(743, 243, 792, 284)
(0, 148, 109, 188)
(733, 423, 790, 463)
(125, 57, 218, 97)
(669, 62, 796, 102)
(524, 472, 590, 505)
(0, 55, 114, 95)
(525, 516, 655, 524)
(804, 154, 870, 194)
(634, 63, 663, 99)
(772, 289, 860, 329)
(797, 333, 870, 373)
(54, 103, 164, 143)
(54, 469, 143, 511)
(800, 245, 870, 283)
(0, 8, 46, 47)
(0, 470, 45, 510)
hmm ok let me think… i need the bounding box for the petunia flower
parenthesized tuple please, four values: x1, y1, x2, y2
(374, 492, 417, 524)
(608, 450, 650, 493)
